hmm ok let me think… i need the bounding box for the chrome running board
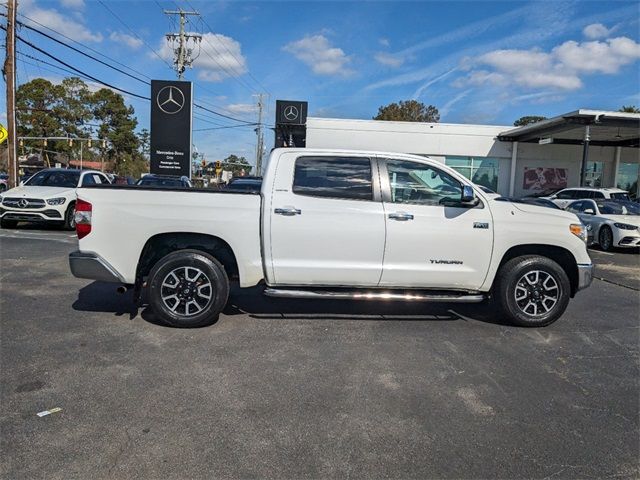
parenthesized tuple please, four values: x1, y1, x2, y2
(264, 288, 486, 303)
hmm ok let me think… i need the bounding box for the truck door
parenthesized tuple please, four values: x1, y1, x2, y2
(379, 157, 494, 290)
(268, 154, 386, 286)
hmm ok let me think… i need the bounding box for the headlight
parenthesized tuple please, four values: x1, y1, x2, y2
(613, 222, 638, 230)
(46, 197, 67, 206)
(570, 223, 587, 242)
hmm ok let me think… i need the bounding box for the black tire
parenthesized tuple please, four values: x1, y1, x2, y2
(63, 202, 76, 231)
(494, 255, 570, 327)
(598, 225, 613, 251)
(0, 218, 18, 229)
(147, 249, 229, 328)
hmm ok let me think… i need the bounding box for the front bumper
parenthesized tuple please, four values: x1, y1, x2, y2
(577, 263, 593, 291)
(0, 207, 63, 222)
(69, 251, 125, 283)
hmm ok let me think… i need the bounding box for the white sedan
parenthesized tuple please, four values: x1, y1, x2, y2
(0, 168, 110, 230)
(566, 199, 640, 251)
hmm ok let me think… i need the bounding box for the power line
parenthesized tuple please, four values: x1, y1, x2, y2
(185, 0, 270, 96)
(18, 52, 100, 84)
(17, 11, 152, 81)
(19, 21, 149, 86)
(96, 0, 174, 70)
(193, 123, 259, 132)
(4, 27, 152, 101)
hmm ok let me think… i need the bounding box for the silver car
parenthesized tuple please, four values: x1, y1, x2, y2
(566, 199, 640, 251)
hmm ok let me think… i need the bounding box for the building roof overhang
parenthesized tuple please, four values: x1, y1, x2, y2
(498, 109, 640, 148)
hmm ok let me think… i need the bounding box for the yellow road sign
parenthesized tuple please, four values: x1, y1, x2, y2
(0, 125, 7, 145)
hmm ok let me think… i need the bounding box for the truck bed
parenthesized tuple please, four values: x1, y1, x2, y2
(75, 185, 264, 287)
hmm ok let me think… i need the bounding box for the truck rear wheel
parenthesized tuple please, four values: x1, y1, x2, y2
(148, 249, 229, 328)
(494, 255, 570, 327)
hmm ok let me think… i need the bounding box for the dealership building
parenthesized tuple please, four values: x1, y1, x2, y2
(302, 109, 640, 198)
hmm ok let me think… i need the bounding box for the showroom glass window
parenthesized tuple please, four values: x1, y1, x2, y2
(617, 162, 639, 197)
(445, 156, 499, 191)
(584, 161, 604, 187)
(293, 156, 373, 201)
(386, 159, 461, 205)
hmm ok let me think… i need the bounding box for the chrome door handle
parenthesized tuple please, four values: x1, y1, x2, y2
(274, 207, 302, 216)
(388, 212, 414, 221)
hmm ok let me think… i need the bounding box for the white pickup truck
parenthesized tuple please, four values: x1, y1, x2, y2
(69, 148, 593, 328)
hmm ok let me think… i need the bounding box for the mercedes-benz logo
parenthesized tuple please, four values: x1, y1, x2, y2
(157, 86, 185, 115)
(18, 198, 28, 208)
(283, 105, 299, 121)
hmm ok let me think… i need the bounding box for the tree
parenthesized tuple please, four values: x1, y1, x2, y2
(16, 78, 65, 165)
(373, 100, 440, 122)
(222, 154, 252, 176)
(91, 88, 139, 171)
(619, 105, 640, 113)
(137, 128, 150, 159)
(513, 116, 547, 127)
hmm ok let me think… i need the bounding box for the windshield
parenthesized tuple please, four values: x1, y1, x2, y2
(610, 192, 630, 201)
(596, 201, 640, 215)
(25, 170, 80, 188)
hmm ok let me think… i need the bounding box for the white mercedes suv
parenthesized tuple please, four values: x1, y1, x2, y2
(0, 168, 110, 230)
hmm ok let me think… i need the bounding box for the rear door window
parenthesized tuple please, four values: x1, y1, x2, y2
(293, 156, 373, 201)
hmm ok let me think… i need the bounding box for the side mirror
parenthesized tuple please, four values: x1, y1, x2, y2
(462, 185, 475, 203)
(584, 208, 595, 215)
(19, 181, 24, 187)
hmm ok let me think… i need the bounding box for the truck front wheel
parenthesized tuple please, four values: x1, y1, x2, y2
(494, 255, 570, 327)
(148, 250, 229, 328)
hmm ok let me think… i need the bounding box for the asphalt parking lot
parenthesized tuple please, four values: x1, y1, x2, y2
(1, 227, 638, 479)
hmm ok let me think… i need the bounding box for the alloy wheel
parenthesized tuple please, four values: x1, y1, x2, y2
(514, 270, 560, 317)
(160, 266, 213, 317)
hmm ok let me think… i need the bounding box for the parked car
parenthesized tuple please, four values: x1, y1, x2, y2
(113, 175, 136, 185)
(566, 199, 640, 251)
(225, 177, 262, 193)
(497, 197, 561, 210)
(544, 187, 630, 209)
(0, 168, 110, 229)
(136, 174, 192, 188)
(69, 148, 592, 329)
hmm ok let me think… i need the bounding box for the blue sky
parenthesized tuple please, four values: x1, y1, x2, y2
(4, 0, 640, 165)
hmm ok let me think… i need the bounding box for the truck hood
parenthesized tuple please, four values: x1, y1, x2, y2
(510, 202, 578, 221)
(2, 185, 75, 198)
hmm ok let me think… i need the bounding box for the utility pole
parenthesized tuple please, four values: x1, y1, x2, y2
(4, 0, 18, 188)
(254, 94, 265, 176)
(163, 9, 202, 79)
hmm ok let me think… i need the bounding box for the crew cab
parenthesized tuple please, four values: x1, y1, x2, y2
(1, 168, 110, 229)
(69, 149, 593, 328)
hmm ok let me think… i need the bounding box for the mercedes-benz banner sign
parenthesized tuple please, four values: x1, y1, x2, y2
(150, 80, 193, 178)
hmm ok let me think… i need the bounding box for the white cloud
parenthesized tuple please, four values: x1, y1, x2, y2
(109, 31, 143, 49)
(282, 35, 353, 76)
(379, 38, 390, 47)
(583, 23, 611, 39)
(60, 0, 85, 8)
(158, 32, 247, 82)
(456, 36, 640, 91)
(374, 52, 404, 68)
(24, 0, 102, 42)
(225, 103, 256, 114)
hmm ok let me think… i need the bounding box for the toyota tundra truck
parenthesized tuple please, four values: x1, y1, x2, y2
(69, 148, 593, 328)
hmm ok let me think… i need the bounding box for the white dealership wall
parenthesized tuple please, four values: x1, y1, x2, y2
(305, 117, 639, 197)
